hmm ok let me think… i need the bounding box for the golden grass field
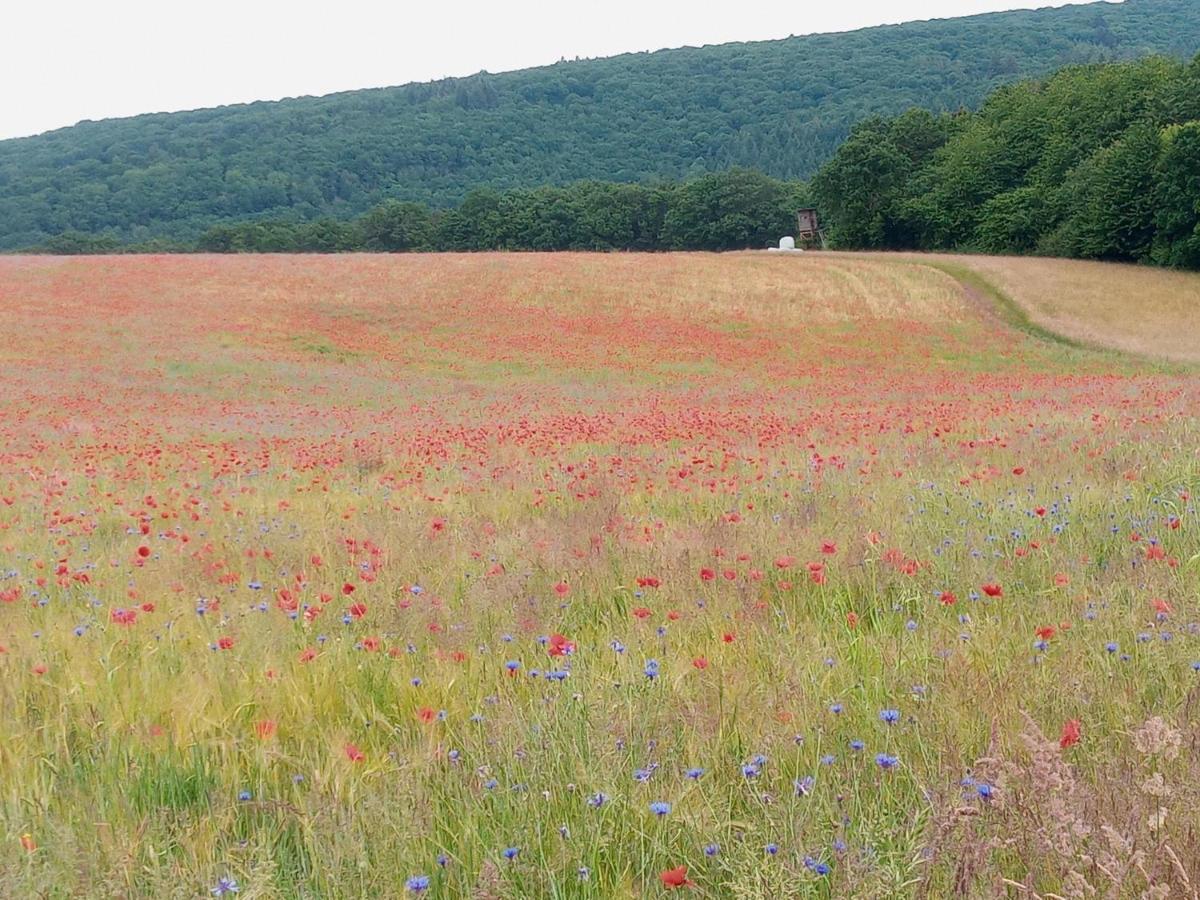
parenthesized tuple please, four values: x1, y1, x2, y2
(899, 252, 1200, 365)
(0, 250, 1197, 898)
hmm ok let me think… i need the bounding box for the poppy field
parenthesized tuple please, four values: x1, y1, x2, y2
(1, 252, 1198, 898)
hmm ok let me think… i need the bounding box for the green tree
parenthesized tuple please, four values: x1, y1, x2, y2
(1151, 121, 1200, 267)
(359, 201, 432, 251)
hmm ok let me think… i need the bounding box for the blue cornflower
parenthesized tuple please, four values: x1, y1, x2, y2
(1106, 642, 1118, 653)
(634, 768, 652, 783)
(875, 753, 899, 770)
(704, 843, 720, 857)
(578, 867, 591, 881)
(742, 763, 760, 778)
(879, 709, 900, 724)
(649, 801, 671, 816)
(483, 779, 498, 790)
(587, 792, 608, 808)
(237, 790, 252, 802)
(829, 703, 843, 714)
(849, 740, 865, 752)
(685, 767, 705, 780)
(803, 856, 830, 875)
(211, 877, 240, 896)
(820, 754, 836, 765)
(405, 875, 430, 893)
(505, 660, 520, 672)
(976, 783, 993, 800)
(644, 659, 660, 679)
(501, 847, 520, 861)
(765, 843, 779, 855)
(437, 854, 448, 868)
(794, 775, 814, 796)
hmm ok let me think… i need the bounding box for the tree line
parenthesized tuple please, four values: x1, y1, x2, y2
(2, 0, 1197, 250)
(812, 53, 1200, 268)
(39, 170, 807, 254)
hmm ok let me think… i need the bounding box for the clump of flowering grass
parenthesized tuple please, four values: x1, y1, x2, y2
(0, 252, 1197, 897)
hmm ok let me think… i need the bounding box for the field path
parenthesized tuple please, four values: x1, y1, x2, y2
(836, 251, 1200, 367)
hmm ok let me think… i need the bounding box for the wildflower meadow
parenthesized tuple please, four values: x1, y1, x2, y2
(1, 251, 1197, 898)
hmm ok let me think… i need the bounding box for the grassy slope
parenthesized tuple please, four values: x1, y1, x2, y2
(933, 254, 1200, 365)
(844, 251, 1200, 365)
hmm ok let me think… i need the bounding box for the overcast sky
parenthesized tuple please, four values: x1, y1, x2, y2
(1, 0, 1106, 141)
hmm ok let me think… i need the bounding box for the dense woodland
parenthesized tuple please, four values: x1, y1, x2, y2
(813, 53, 1200, 267)
(3, 0, 1200, 250)
(39, 49, 1200, 267)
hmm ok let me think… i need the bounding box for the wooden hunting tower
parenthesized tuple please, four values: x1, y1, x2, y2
(796, 208, 827, 248)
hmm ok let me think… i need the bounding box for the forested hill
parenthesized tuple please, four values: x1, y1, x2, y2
(4, 0, 1200, 250)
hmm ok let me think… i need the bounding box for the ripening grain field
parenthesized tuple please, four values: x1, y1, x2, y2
(1, 252, 1198, 899)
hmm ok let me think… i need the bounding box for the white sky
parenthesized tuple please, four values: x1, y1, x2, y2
(1, 0, 1106, 141)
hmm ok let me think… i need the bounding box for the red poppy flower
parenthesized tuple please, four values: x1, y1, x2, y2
(660, 865, 694, 888)
(344, 743, 365, 762)
(547, 633, 575, 657)
(1060, 719, 1081, 749)
(981, 583, 1003, 598)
